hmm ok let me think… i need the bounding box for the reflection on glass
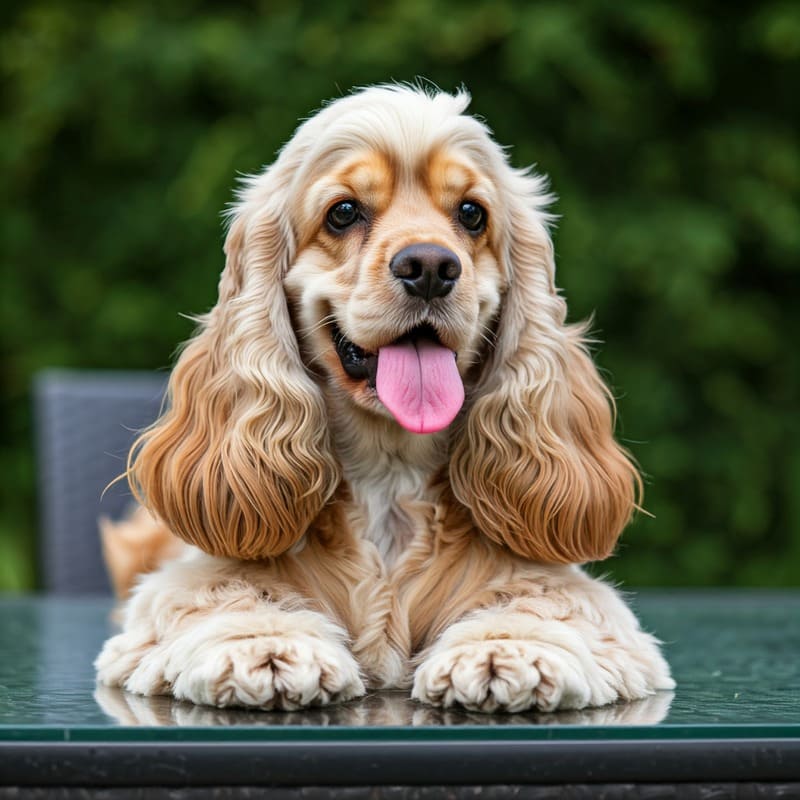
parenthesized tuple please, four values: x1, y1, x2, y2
(94, 684, 673, 728)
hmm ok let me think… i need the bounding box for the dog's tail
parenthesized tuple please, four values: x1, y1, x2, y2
(100, 506, 187, 598)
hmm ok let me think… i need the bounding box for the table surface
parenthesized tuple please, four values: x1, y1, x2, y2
(1, 590, 799, 739)
(1, 591, 799, 787)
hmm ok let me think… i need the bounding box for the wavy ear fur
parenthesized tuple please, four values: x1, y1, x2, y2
(449, 175, 641, 563)
(128, 165, 340, 559)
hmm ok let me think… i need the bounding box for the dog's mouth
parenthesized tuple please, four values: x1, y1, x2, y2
(331, 321, 380, 385)
(331, 323, 443, 384)
(330, 323, 465, 434)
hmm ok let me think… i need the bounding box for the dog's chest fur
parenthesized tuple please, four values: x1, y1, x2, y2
(349, 462, 429, 566)
(335, 416, 448, 568)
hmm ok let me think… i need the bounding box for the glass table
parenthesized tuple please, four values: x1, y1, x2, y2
(1, 592, 799, 793)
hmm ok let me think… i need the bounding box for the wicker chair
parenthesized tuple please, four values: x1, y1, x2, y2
(34, 370, 167, 593)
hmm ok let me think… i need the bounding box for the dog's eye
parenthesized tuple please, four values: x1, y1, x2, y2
(457, 201, 487, 233)
(327, 200, 361, 231)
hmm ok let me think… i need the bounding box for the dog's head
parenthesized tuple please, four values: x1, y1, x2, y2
(129, 85, 640, 563)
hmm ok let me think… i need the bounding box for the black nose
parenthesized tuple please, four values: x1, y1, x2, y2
(389, 243, 461, 301)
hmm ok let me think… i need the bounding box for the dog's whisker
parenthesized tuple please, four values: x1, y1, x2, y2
(477, 330, 494, 348)
(297, 314, 338, 339)
(302, 349, 330, 369)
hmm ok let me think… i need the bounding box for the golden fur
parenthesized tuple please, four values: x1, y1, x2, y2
(97, 85, 672, 712)
(100, 507, 183, 600)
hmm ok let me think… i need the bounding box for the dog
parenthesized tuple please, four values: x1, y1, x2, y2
(96, 85, 674, 713)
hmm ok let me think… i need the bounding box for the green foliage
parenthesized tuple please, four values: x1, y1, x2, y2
(2, 1, 798, 589)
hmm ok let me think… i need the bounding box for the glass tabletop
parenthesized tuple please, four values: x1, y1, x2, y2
(1, 591, 799, 741)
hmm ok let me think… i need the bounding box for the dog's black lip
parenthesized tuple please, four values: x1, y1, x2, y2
(330, 322, 445, 385)
(331, 322, 378, 385)
(394, 323, 443, 347)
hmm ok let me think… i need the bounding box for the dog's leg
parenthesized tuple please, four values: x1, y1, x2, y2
(94, 551, 366, 709)
(96, 518, 408, 708)
(404, 532, 673, 713)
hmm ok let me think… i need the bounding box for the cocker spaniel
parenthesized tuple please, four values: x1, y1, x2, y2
(96, 85, 674, 713)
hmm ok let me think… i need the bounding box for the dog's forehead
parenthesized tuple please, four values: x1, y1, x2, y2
(288, 86, 499, 184)
(324, 147, 488, 197)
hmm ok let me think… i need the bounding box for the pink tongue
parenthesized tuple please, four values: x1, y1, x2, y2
(376, 339, 465, 434)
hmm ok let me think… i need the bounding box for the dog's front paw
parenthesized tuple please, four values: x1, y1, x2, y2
(97, 626, 365, 710)
(412, 639, 616, 713)
(169, 631, 365, 710)
(96, 629, 160, 691)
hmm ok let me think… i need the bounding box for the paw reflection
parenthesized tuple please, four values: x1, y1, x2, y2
(95, 684, 673, 727)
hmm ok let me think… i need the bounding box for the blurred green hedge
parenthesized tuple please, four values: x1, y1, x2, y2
(2, 1, 799, 590)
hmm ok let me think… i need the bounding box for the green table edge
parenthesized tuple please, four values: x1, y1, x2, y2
(3, 722, 800, 742)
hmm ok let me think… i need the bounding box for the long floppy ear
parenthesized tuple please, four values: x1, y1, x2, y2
(127, 166, 340, 559)
(449, 173, 641, 563)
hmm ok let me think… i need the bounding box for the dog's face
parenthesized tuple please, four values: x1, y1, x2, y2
(282, 95, 508, 433)
(129, 86, 640, 566)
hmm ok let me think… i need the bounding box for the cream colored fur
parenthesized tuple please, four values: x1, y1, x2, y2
(96, 85, 674, 712)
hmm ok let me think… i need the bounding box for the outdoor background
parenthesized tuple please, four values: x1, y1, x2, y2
(2, 1, 798, 591)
